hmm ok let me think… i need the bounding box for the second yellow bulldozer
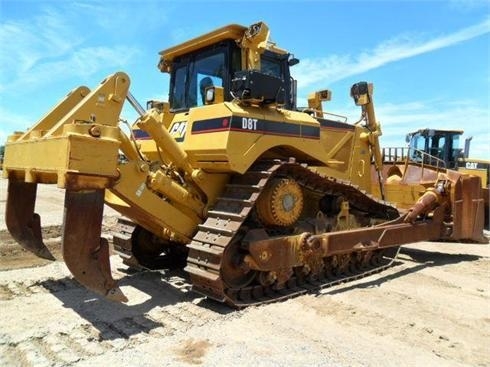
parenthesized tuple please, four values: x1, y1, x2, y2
(382, 128, 489, 228)
(3, 22, 486, 306)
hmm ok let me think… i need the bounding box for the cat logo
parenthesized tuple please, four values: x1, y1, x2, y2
(169, 121, 187, 142)
(466, 162, 479, 169)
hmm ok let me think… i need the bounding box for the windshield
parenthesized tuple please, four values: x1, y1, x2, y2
(170, 50, 226, 110)
(450, 134, 461, 162)
(409, 133, 424, 161)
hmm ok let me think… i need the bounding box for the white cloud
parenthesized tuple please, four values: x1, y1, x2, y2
(2, 46, 139, 96)
(0, 45, 140, 146)
(377, 99, 490, 159)
(71, 1, 168, 37)
(291, 17, 490, 159)
(0, 7, 84, 87)
(295, 95, 489, 160)
(292, 17, 490, 89)
(0, 4, 141, 95)
(449, 0, 490, 11)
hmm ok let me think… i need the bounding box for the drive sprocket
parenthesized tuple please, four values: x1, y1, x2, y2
(255, 178, 304, 227)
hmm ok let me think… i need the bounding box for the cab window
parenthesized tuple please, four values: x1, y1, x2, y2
(169, 48, 226, 111)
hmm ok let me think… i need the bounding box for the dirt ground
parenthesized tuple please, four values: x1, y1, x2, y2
(0, 177, 489, 367)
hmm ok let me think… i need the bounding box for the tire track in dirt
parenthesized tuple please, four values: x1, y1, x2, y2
(0, 323, 112, 367)
(296, 255, 490, 367)
(0, 265, 227, 367)
(0, 278, 82, 300)
(1, 215, 489, 367)
(0, 304, 223, 366)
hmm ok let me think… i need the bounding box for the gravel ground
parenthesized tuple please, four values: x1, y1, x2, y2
(0, 177, 489, 367)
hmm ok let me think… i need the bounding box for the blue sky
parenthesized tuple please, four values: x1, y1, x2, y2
(1, 0, 489, 158)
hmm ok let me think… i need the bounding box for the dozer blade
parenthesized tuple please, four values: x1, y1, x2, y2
(6, 180, 55, 260)
(62, 189, 128, 303)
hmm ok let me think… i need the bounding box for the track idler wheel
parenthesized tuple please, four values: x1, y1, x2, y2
(221, 235, 257, 288)
(6, 180, 55, 260)
(62, 190, 127, 302)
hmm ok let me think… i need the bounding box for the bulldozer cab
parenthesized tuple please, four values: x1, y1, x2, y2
(158, 23, 297, 111)
(168, 40, 236, 110)
(407, 129, 464, 168)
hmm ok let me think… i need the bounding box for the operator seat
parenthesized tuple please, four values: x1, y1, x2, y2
(199, 77, 214, 104)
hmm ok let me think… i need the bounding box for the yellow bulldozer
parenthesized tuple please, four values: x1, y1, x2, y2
(2, 22, 486, 306)
(382, 128, 489, 228)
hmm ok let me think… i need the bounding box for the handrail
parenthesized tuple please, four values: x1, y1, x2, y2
(300, 108, 348, 123)
(382, 147, 446, 180)
(382, 147, 446, 168)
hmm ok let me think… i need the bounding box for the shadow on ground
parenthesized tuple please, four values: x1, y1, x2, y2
(36, 244, 486, 339)
(39, 268, 233, 341)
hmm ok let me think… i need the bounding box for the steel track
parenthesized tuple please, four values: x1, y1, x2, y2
(113, 160, 401, 307)
(184, 160, 400, 307)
